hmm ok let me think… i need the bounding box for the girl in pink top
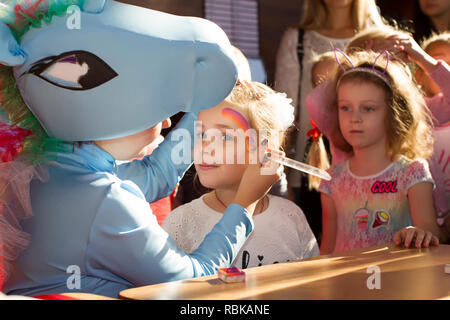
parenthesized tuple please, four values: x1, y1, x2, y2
(416, 32, 450, 233)
(306, 31, 450, 243)
(308, 50, 446, 254)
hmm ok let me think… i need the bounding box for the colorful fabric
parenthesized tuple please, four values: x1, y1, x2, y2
(4, 114, 253, 298)
(319, 157, 434, 253)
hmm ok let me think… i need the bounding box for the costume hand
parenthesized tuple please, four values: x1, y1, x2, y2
(394, 226, 439, 248)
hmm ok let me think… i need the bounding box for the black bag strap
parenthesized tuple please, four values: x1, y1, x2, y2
(296, 28, 312, 166)
(296, 28, 305, 127)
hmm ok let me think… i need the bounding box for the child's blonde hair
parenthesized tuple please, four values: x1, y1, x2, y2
(420, 31, 450, 52)
(308, 50, 434, 189)
(310, 50, 337, 87)
(225, 81, 294, 151)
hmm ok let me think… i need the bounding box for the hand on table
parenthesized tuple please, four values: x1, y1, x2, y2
(394, 226, 439, 249)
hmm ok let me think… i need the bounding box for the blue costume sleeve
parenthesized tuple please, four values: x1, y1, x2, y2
(115, 112, 197, 203)
(85, 181, 253, 287)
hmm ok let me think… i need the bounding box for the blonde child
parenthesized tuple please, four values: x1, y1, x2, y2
(274, 0, 385, 214)
(163, 81, 319, 269)
(307, 28, 450, 242)
(310, 50, 446, 254)
(311, 51, 336, 88)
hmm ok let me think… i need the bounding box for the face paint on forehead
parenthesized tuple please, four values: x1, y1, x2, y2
(221, 107, 259, 153)
(221, 107, 249, 132)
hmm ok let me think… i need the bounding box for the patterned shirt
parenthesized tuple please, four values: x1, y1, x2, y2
(319, 157, 434, 253)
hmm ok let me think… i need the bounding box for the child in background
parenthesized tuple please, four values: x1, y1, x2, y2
(414, 32, 450, 236)
(414, 31, 450, 122)
(307, 28, 450, 243)
(311, 51, 336, 88)
(163, 81, 319, 269)
(310, 50, 445, 254)
(300, 51, 337, 243)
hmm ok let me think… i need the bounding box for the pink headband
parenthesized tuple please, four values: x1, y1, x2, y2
(334, 48, 392, 89)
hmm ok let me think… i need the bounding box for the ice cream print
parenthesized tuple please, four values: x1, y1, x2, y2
(372, 210, 391, 228)
(354, 201, 370, 230)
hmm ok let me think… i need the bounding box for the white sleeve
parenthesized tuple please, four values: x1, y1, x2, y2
(274, 28, 300, 116)
(162, 205, 194, 253)
(291, 203, 320, 259)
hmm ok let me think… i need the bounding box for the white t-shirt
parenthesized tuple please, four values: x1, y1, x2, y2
(163, 194, 319, 269)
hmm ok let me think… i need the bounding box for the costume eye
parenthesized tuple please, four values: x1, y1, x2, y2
(25, 51, 118, 90)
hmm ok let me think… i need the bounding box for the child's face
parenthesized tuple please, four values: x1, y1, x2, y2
(323, 0, 353, 10)
(416, 42, 450, 97)
(194, 101, 254, 190)
(337, 80, 388, 152)
(95, 118, 171, 160)
(419, 0, 450, 17)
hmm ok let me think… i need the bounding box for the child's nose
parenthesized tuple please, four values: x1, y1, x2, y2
(351, 112, 362, 123)
(201, 139, 215, 154)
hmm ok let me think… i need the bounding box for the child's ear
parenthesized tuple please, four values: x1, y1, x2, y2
(0, 23, 27, 66)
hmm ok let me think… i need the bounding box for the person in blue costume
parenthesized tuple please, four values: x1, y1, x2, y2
(0, 0, 280, 298)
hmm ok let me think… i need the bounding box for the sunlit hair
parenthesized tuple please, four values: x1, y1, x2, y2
(298, 0, 384, 31)
(193, 81, 295, 191)
(420, 31, 450, 52)
(225, 81, 294, 151)
(345, 25, 412, 54)
(308, 50, 434, 190)
(310, 50, 336, 87)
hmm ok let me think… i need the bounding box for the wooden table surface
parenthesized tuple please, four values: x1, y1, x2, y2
(119, 244, 450, 300)
(59, 293, 117, 300)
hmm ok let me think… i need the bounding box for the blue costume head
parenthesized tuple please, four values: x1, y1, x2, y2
(0, 0, 237, 145)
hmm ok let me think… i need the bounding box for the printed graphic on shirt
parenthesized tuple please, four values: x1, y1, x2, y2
(371, 180, 398, 193)
(319, 158, 432, 253)
(239, 250, 291, 269)
(372, 210, 391, 228)
(354, 201, 370, 230)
